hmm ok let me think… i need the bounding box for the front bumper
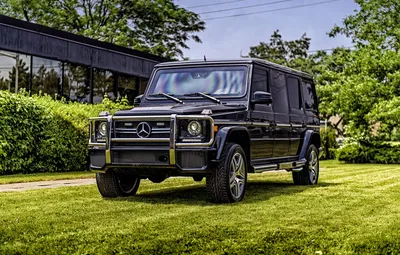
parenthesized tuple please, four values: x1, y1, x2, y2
(88, 114, 215, 175)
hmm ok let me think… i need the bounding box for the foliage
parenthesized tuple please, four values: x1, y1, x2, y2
(337, 139, 400, 164)
(0, 0, 205, 59)
(329, 0, 400, 51)
(2, 161, 400, 254)
(0, 90, 129, 174)
(324, 0, 400, 138)
(248, 29, 314, 73)
(320, 127, 338, 160)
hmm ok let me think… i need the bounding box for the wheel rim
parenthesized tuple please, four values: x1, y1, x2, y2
(229, 152, 246, 199)
(309, 150, 318, 183)
(117, 175, 139, 194)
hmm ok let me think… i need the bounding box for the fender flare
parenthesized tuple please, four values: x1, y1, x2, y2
(299, 130, 321, 160)
(214, 126, 250, 161)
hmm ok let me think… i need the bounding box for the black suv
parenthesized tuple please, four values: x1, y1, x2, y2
(89, 58, 320, 203)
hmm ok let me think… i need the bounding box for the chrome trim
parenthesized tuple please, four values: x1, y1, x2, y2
(254, 164, 278, 173)
(111, 138, 170, 142)
(252, 122, 271, 127)
(112, 115, 171, 121)
(251, 138, 274, 141)
(89, 117, 108, 121)
(169, 114, 177, 165)
(308, 125, 320, 128)
(214, 121, 250, 126)
(279, 162, 294, 169)
(279, 159, 306, 170)
(105, 115, 112, 164)
(88, 142, 106, 147)
(291, 124, 303, 128)
(276, 123, 291, 128)
(211, 111, 246, 117)
(115, 128, 170, 132)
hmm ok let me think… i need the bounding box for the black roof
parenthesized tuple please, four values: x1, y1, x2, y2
(155, 58, 313, 79)
(0, 14, 170, 63)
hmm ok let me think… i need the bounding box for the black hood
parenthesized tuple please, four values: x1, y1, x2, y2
(114, 103, 247, 116)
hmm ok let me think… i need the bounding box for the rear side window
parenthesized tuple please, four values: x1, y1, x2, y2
(301, 81, 317, 112)
(287, 77, 302, 110)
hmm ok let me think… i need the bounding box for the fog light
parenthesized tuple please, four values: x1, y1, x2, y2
(187, 121, 202, 136)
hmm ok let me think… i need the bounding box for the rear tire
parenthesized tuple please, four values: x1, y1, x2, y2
(293, 144, 319, 185)
(206, 143, 248, 203)
(96, 171, 140, 197)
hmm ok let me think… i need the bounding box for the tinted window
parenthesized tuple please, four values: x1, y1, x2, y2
(302, 81, 317, 112)
(287, 77, 302, 109)
(270, 70, 288, 113)
(251, 67, 269, 93)
(147, 66, 248, 97)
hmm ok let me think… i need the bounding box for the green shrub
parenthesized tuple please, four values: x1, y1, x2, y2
(337, 139, 400, 164)
(320, 127, 338, 160)
(0, 91, 129, 174)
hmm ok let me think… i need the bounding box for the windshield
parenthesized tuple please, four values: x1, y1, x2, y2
(147, 66, 248, 98)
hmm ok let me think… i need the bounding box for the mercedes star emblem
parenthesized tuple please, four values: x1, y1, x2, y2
(136, 122, 152, 138)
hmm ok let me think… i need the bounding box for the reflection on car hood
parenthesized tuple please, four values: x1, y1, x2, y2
(114, 103, 247, 116)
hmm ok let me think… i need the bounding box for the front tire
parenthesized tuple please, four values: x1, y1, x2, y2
(292, 144, 319, 185)
(96, 171, 140, 197)
(206, 143, 248, 203)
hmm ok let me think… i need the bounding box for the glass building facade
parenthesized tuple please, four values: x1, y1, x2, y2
(0, 15, 167, 104)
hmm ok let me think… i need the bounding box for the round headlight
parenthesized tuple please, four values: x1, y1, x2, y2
(98, 122, 107, 136)
(187, 121, 202, 136)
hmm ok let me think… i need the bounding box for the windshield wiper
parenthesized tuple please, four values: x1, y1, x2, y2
(149, 93, 184, 104)
(184, 92, 221, 104)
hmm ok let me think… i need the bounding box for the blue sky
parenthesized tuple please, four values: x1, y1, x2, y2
(175, 0, 359, 60)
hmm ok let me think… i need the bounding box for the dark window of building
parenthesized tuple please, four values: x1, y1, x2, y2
(270, 70, 288, 113)
(0, 51, 31, 93)
(287, 76, 302, 110)
(93, 69, 115, 103)
(32, 56, 62, 97)
(302, 81, 317, 112)
(118, 74, 137, 104)
(140, 77, 149, 94)
(64, 64, 90, 102)
(251, 67, 269, 93)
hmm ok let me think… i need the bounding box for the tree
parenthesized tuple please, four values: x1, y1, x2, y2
(32, 65, 60, 96)
(248, 30, 312, 72)
(326, 0, 400, 138)
(0, 0, 205, 59)
(9, 58, 30, 92)
(329, 0, 400, 51)
(0, 76, 9, 90)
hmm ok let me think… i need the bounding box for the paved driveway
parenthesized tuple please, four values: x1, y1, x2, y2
(0, 178, 96, 192)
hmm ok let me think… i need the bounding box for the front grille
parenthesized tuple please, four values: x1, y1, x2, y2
(113, 121, 171, 139)
(113, 151, 169, 164)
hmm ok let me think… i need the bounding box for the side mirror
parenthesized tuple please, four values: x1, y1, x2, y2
(252, 91, 272, 104)
(133, 94, 143, 106)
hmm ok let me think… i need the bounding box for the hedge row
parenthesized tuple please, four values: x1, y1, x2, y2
(320, 127, 338, 160)
(336, 140, 400, 164)
(0, 91, 129, 174)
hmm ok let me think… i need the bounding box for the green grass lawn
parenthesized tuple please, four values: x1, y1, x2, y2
(0, 171, 95, 185)
(1, 160, 400, 254)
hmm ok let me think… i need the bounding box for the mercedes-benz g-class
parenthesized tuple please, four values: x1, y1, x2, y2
(89, 58, 320, 203)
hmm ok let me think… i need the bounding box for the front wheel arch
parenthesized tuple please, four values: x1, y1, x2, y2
(215, 127, 250, 166)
